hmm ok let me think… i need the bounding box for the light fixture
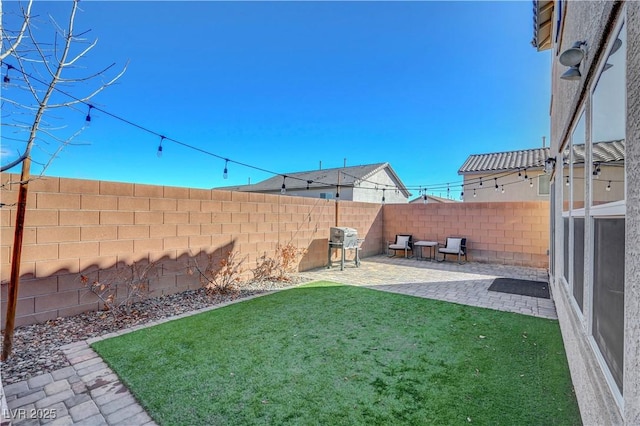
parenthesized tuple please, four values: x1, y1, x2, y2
(157, 136, 165, 158)
(382, 188, 386, 204)
(560, 41, 587, 81)
(544, 157, 556, 174)
(306, 180, 312, 190)
(473, 189, 477, 198)
(592, 162, 601, 177)
(223, 159, 229, 179)
(606, 181, 611, 192)
(3, 64, 13, 84)
(281, 176, 287, 194)
(494, 178, 498, 192)
(529, 178, 534, 188)
(501, 185, 505, 194)
(559, 41, 587, 66)
(565, 176, 570, 186)
(85, 105, 93, 123)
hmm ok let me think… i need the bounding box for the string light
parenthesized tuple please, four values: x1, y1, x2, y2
(566, 176, 570, 186)
(223, 159, 229, 179)
(0, 63, 555, 197)
(593, 163, 601, 177)
(157, 136, 165, 158)
(501, 185, 505, 194)
(494, 178, 498, 192)
(606, 181, 611, 191)
(518, 169, 522, 179)
(460, 184, 464, 199)
(473, 189, 477, 198)
(306, 180, 312, 190)
(281, 176, 287, 194)
(529, 178, 534, 188)
(3, 64, 13, 84)
(336, 185, 340, 199)
(382, 188, 386, 204)
(524, 168, 528, 180)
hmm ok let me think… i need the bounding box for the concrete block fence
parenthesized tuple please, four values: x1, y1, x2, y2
(1, 173, 549, 327)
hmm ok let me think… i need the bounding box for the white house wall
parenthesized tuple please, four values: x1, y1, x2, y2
(548, 1, 639, 424)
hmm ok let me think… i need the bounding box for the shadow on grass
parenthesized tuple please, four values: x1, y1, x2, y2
(92, 282, 581, 426)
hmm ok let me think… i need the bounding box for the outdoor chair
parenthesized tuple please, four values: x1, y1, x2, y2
(438, 237, 467, 263)
(388, 234, 413, 258)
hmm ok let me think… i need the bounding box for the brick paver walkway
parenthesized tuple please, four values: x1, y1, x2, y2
(2, 255, 555, 425)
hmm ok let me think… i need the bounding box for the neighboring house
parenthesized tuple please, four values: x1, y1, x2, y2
(217, 162, 411, 204)
(533, 1, 637, 424)
(458, 141, 624, 203)
(458, 147, 550, 202)
(409, 194, 459, 204)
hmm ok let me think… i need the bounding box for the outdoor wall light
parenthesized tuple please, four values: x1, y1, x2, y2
(544, 157, 556, 174)
(560, 41, 587, 81)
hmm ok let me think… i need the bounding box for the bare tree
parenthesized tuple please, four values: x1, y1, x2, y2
(1, 0, 126, 360)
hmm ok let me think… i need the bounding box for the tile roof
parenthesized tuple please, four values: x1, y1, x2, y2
(216, 162, 411, 197)
(459, 140, 625, 175)
(458, 147, 549, 174)
(570, 140, 625, 164)
(532, 0, 554, 51)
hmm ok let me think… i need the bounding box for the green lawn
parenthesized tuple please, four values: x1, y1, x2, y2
(92, 281, 581, 425)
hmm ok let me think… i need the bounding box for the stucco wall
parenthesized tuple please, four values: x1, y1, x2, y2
(547, 1, 636, 424)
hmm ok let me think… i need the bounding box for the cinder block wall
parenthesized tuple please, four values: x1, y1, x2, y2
(383, 201, 550, 267)
(0, 174, 382, 327)
(1, 174, 548, 327)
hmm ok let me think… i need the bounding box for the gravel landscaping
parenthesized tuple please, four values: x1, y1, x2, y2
(0, 277, 312, 385)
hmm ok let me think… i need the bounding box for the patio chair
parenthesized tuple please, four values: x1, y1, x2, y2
(438, 237, 467, 263)
(388, 234, 413, 258)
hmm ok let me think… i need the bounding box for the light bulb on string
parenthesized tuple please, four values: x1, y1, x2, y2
(529, 178, 533, 188)
(306, 180, 312, 190)
(3, 64, 13, 85)
(524, 169, 528, 180)
(501, 185, 505, 194)
(382, 188, 386, 204)
(479, 177, 483, 187)
(85, 105, 93, 123)
(494, 178, 498, 192)
(518, 169, 522, 179)
(157, 136, 165, 158)
(606, 181, 611, 191)
(566, 176, 570, 186)
(336, 185, 340, 199)
(281, 176, 287, 194)
(223, 159, 229, 179)
(473, 189, 477, 198)
(460, 184, 464, 200)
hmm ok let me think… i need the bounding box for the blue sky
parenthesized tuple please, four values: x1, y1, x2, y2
(1, 1, 551, 199)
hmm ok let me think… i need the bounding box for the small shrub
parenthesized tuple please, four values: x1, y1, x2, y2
(194, 251, 245, 295)
(81, 260, 159, 318)
(252, 243, 307, 282)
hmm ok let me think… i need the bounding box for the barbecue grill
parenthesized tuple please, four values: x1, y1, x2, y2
(328, 227, 362, 270)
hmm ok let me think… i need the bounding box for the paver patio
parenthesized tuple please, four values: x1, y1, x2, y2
(2, 255, 555, 425)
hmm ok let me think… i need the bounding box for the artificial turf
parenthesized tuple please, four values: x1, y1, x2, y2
(92, 281, 581, 425)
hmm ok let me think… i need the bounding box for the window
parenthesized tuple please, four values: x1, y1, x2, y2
(538, 174, 550, 195)
(589, 21, 626, 399)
